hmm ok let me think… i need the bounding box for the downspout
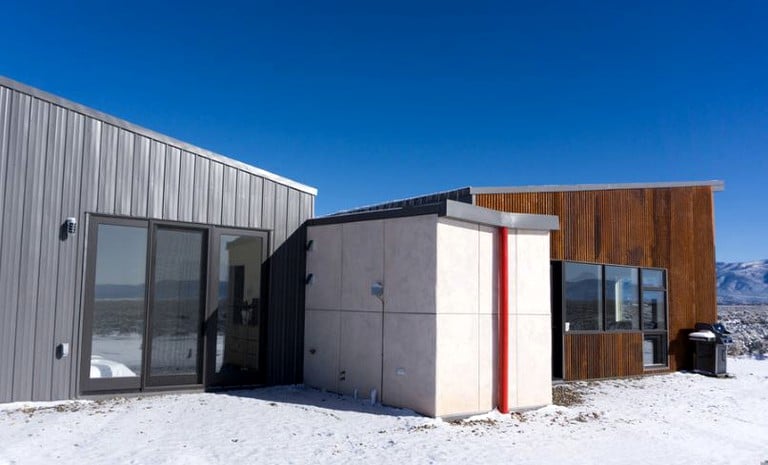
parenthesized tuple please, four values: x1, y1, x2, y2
(498, 227, 509, 414)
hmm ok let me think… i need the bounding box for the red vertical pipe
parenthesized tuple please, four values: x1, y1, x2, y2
(498, 227, 509, 414)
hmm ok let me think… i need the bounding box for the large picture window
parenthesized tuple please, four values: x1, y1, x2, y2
(559, 261, 668, 368)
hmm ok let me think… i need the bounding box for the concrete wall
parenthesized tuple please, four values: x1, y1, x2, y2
(505, 229, 553, 408)
(304, 215, 552, 417)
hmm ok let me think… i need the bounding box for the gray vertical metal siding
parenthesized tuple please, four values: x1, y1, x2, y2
(207, 161, 223, 224)
(147, 140, 165, 218)
(13, 98, 49, 400)
(192, 156, 210, 223)
(53, 112, 84, 400)
(0, 90, 31, 402)
(114, 129, 134, 216)
(32, 105, 67, 400)
(131, 136, 150, 218)
(0, 78, 316, 401)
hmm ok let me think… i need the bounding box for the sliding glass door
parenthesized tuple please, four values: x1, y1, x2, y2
(207, 229, 268, 387)
(145, 226, 206, 387)
(81, 216, 269, 394)
(81, 219, 148, 392)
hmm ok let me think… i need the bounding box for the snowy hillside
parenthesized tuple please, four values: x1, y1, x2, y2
(717, 259, 768, 304)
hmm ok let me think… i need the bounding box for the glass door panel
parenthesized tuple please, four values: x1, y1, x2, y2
(146, 227, 206, 386)
(82, 220, 148, 392)
(209, 231, 267, 386)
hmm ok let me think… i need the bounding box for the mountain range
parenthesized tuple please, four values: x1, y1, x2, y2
(717, 259, 768, 305)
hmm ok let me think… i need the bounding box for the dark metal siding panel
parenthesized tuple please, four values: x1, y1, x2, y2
(207, 161, 223, 225)
(130, 135, 150, 217)
(235, 171, 250, 228)
(343, 187, 472, 213)
(177, 151, 195, 222)
(266, 224, 307, 385)
(192, 155, 210, 223)
(162, 146, 180, 220)
(32, 104, 68, 400)
(0, 91, 31, 402)
(114, 129, 135, 216)
(96, 124, 118, 214)
(248, 176, 263, 229)
(52, 111, 85, 400)
(13, 98, 50, 400)
(221, 166, 237, 226)
(146, 140, 166, 218)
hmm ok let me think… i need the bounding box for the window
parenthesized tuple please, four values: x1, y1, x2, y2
(641, 269, 667, 367)
(605, 266, 639, 330)
(564, 262, 602, 331)
(559, 262, 668, 368)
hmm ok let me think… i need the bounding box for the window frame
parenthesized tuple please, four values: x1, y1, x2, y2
(557, 260, 669, 370)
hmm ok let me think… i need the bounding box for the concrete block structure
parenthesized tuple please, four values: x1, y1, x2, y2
(304, 201, 559, 417)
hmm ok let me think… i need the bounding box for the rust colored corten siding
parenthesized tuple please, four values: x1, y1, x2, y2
(564, 333, 644, 380)
(476, 187, 717, 377)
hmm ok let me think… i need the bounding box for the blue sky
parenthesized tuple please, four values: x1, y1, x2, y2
(1, 1, 766, 262)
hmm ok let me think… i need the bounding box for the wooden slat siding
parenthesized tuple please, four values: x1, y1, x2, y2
(192, 155, 210, 223)
(130, 135, 150, 217)
(96, 124, 118, 214)
(177, 151, 195, 222)
(235, 171, 250, 228)
(13, 98, 50, 400)
(146, 140, 166, 218)
(32, 105, 67, 400)
(221, 165, 237, 226)
(564, 333, 644, 380)
(162, 146, 180, 220)
(52, 112, 85, 400)
(476, 186, 718, 377)
(0, 91, 31, 402)
(114, 128, 134, 216)
(248, 176, 264, 229)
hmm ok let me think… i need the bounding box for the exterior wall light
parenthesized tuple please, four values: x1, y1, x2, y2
(65, 217, 78, 235)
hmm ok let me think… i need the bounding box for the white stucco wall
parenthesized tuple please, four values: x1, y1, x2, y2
(304, 215, 552, 418)
(505, 229, 553, 409)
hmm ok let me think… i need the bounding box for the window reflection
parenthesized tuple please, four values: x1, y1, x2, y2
(90, 224, 147, 379)
(564, 263, 602, 331)
(216, 235, 264, 375)
(605, 266, 639, 330)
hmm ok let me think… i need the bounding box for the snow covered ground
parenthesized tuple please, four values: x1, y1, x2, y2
(1, 358, 766, 465)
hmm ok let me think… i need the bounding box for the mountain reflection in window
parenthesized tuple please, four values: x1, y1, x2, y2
(564, 263, 603, 331)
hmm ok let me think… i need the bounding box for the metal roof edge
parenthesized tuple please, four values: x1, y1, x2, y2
(443, 200, 560, 231)
(307, 199, 559, 231)
(470, 180, 725, 195)
(0, 75, 317, 196)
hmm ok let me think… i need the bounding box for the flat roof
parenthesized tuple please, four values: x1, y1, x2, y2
(470, 180, 724, 195)
(310, 199, 560, 231)
(0, 75, 317, 195)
